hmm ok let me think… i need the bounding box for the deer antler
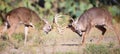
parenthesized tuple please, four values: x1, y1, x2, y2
(53, 14, 64, 34)
(53, 14, 62, 27)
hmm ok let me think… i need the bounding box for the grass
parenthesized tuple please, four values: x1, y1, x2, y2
(56, 51, 78, 54)
(0, 41, 8, 51)
(12, 33, 24, 43)
(0, 27, 119, 54)
(0, 22, 120, 54)
(84, 43, 120, 54)
(84, 44, 110, 54)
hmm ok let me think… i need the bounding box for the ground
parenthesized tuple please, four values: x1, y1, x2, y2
(0, 24, 120, 54)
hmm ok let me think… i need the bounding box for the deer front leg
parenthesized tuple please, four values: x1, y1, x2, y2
(24, 26, 29, 45)
(81, 26, 91, 46)
(81, 32, 87, 46)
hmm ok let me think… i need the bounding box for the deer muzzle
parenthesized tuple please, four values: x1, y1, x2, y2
(75, 30, 83, 37)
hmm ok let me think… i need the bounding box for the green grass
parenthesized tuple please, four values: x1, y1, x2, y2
(12, 33, 24, 43)
(84, 44, 120, 54)
(85, 44, 109, 54)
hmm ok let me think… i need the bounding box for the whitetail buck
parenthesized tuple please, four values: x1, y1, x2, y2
(0, 7, 52, 44)
(69, 7, 120, 45)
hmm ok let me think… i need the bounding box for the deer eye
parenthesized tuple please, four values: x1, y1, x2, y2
(74, 26, 79, 30)
(49, 26, 51, 28)
(81, 30, 86, 32)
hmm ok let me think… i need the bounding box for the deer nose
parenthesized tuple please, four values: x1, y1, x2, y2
(79, 32, 82, 36)
(49, 28, 51, 31)
(75, 30, 82, 37)
(45, 31, 48, 34)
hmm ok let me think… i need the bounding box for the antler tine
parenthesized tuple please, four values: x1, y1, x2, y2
(54, 14, 62, 26)
(55, 14, 62, 18)
(53, 14, 64, 35)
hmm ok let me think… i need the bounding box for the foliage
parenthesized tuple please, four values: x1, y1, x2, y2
(0, 0, 120, 21)
(108, 6, 120, 16)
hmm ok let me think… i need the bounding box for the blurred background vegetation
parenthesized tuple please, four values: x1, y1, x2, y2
(0, 0, 120, 25)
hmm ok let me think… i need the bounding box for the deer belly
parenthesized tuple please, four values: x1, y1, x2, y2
(91, 19, 105, 26)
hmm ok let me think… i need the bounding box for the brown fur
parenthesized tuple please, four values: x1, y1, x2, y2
(71, 7, 120, 45)
(0, 7, 52, 44)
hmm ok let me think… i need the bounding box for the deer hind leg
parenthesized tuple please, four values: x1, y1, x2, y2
(0, 22, 8, 37)
(106, 23, 120, 45)
(95, 25, 106, 44)
(24, 23, 35, 45)
(7, 24, 17, 42)
(81, 26, 91, 46)
(2, 22, 8, 33)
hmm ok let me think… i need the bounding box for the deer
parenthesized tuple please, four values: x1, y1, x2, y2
(0, 7, 52, 44)
(69, 7, 120, 46)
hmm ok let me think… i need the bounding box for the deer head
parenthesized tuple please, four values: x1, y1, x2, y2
(42, 18, 52, 34)
(68, 17, 83, 36)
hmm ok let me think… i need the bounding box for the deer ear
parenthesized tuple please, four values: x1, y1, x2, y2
(66, 18, 73, 28)
(69, 18, 75, 23)
(42, 18, 49, 24)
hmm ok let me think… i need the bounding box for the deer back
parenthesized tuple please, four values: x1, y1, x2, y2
(76, 7, 112, 30)
(5, 7, 46, 29)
